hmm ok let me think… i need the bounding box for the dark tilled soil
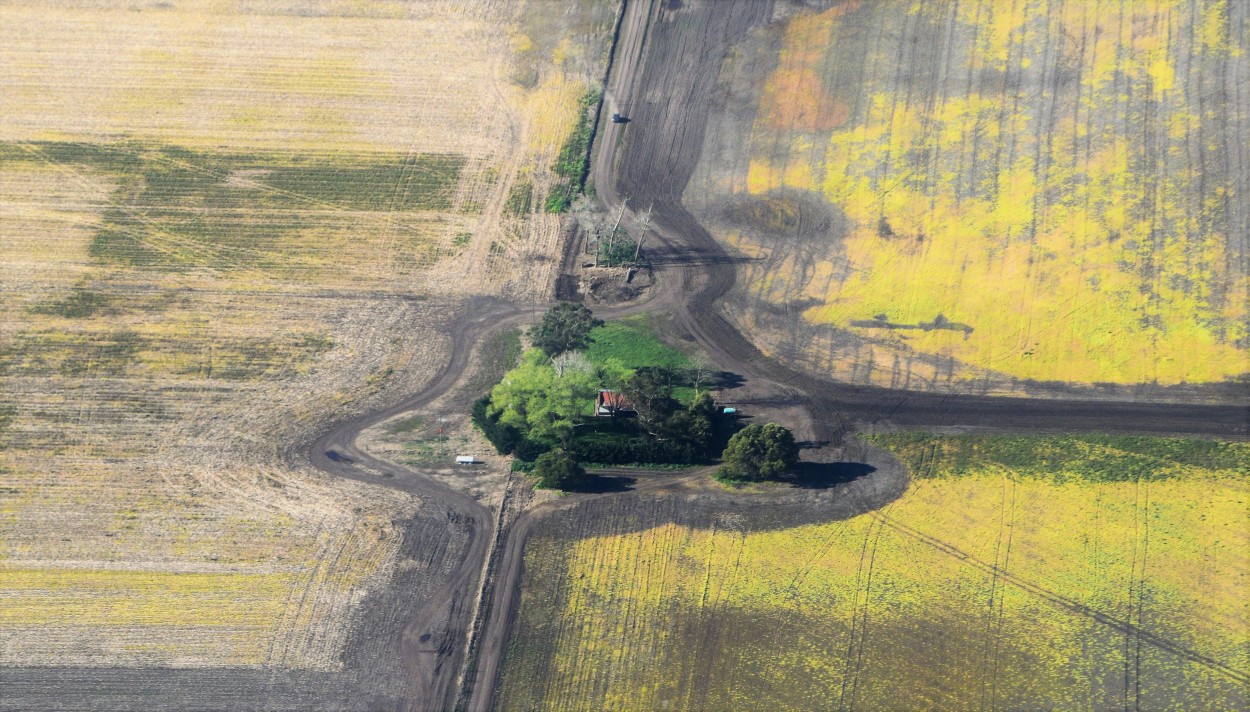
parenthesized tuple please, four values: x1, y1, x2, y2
(474, 0, 1248, 708)
(602, 0, 1248, 443)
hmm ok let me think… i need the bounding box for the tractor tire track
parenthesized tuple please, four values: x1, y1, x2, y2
(878, 514, 1249, 687)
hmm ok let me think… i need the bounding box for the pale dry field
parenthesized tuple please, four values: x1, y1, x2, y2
(0, 0, 614, 670)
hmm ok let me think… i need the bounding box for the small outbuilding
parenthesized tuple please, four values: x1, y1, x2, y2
(455, 455, 477, 465)
(595, 390, 632, 416)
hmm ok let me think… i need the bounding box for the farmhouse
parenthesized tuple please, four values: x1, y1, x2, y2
(595, 390, 632, 416)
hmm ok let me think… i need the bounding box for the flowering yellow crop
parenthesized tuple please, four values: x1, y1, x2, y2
(497, 436, 1250, 709)
(728, 0, 1248, 386)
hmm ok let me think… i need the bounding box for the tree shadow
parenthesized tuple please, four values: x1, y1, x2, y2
(570, 475, 636, 494)
(786, 461, 876, 490)
(797, 440, 831, 450)
(713, 371, 747, 390)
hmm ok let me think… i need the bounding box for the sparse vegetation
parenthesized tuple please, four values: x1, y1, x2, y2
(690, 0, 1249, 390)
(0, 0, 616, 675)
(545, 89, 602, 213)
(505, 180, 534, 216)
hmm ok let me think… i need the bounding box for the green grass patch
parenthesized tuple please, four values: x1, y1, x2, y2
(29, 285, 112, 319)
(586, 317, 698, 403)
(869, 432, 1250, 483)
(386, 415, 426, 435)
(585, 319, 692, 372)
(403, 432, 472, 466)
(545, 88, 600, 213)
(505, 180, 533, 216)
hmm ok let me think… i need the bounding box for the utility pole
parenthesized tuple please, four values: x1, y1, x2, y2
(610, 198, 629, 235)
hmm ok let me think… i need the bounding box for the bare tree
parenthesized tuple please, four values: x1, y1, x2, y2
(634, 202, 653, 262)
(689, 353, 714, 397)
(571, 194, 605, 258)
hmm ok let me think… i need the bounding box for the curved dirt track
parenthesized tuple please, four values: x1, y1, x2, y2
(465, 0, 1248, 707)
(299, 1, 1246, 710)
(302, 298, 533, 711)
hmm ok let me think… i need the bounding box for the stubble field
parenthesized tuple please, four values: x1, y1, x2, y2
(687, 0, 1249, 396)
(0, 0, 613, 681)
(495, 433, 1250, 710)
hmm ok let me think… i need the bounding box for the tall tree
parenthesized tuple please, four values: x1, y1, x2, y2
(718, 423, 799, 482)
(532, 448, 589, 491)
(620, 366, 680, 434)
(528, 302, 603, 358)
(488, 348, 596, 444)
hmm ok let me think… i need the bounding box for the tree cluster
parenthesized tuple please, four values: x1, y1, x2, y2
(474, 304, 801, 492)
(527, 302, 603, 358)
(717, 423, 799, 482)
(532, 448, 588, 491)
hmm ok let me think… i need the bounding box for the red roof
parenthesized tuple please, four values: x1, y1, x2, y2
(597, 390, 629, 410)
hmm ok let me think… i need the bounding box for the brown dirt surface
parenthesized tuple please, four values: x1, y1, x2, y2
(596, 0, 1247, 442)
(6, 1, 1243, 710)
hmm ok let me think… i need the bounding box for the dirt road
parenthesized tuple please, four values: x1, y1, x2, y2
(298, 0, 1245, 709)
(600, 0, 1248, 445)
(301, 298, 535, 712)
(462, 0, 1248, 708)
(32, 2, 1232, 710)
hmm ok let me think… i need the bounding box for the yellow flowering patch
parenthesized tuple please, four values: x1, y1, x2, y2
(732, 0, 1248, 386)
(497, 436, 1250, 709)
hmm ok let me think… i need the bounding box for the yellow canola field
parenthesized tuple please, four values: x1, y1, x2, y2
(498, 438, 1250, 709)
(737, 0, 1248, 386)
